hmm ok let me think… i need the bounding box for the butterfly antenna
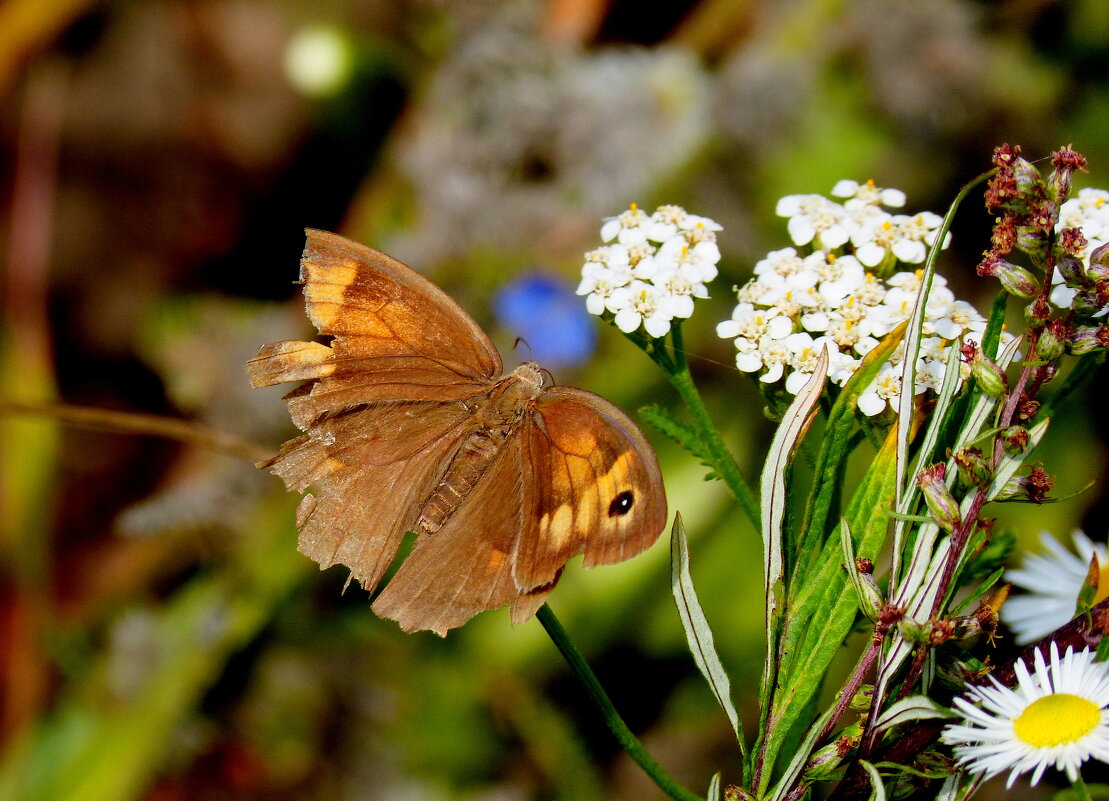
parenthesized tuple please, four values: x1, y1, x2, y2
(513, 337, 535, 362)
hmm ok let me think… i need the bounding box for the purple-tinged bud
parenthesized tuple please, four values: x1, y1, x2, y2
(1016, 224, 1049, 259)
(968, 351, 1008, 398)
(1091, 242, 1109, 268)
(917, 464, 962, 532)
(1049, 144, 1088, 204)
(1000, 426, 1030, 454)
(1036, 320, 1068, 362)
(1056, 254, 1086, 285)
(980, 254, 1040, 299)
(1012, 156, 1043, 197)
(1071, 287, 1109, 317)
(802, 723, 863, 781)
(953, 447, 991, 487)
(1070, 325, 1109, 355)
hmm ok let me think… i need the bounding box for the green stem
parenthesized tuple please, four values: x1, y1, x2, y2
(536, 605, 703, 801)
(664, 325, 760, 529)
(1074, 776, 1094, 801)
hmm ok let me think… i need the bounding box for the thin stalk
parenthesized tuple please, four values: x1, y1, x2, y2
(0, 400, 273, 464)
(663, 325, 760, 528)
(536, 605, 703, 801)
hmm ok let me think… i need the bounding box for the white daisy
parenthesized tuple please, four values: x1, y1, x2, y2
(942, 643, 1109, 787)
(1001, 531, 1108, 645)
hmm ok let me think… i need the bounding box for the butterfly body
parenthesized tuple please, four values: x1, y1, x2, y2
(249, 230, 666, 635)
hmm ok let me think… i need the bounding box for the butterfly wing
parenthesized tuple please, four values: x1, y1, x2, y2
(370, 431, 556, 636)
(512, 387, 667, 591)
(247, 229, 502, 428)
(264, 401, 474, 595)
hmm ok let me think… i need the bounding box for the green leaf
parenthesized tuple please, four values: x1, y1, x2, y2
(640, 404, 716, 472)
(707, 772, 721, 801)
(670, 515, 746, 757)
(762, 425, 898, 783)
(861, 760, 887, 801)
(987, 417, 1049, 501)
(793, 323, 905, 588)
(872, 695, 957, 734)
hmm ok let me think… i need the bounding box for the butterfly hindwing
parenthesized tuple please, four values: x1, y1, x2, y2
(512, 387, 667, 592)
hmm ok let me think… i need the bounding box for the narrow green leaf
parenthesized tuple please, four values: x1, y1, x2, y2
(841, 519, 880, 621)
(793, 324, 905, 586)
(861, 760, 887, 801)
(872, 695, 957, 734)
(987, 417, 1049, 501)
(670, 515, 746, 756)
(706, 772, 721, 801)
(755, 350, 828, 791)
(762, 426, 898, 781)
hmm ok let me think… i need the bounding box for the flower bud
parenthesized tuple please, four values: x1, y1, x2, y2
(969, 352, 1008, 398)
(917, 464, 962, 532)
(1059, 227, 1089, 259)
(994, 465, 1055, 503)
(1016, 225, 1049, 260)
(998, 260, 1040, 299)
(1091, 242, 1109, 269)
(999, 426, 1029, 453)
(1012, 156, 1043, 197)
(1056, 254, 1086, 285)
(953, 447, 991, 487)
(1036, 320, 1067, 362)
(802, 723, 863, 781)
(1070, 325, 1109, 355)
(1049, 145, 1088, 203)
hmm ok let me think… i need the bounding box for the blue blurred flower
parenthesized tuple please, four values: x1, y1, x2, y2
(493, 272, 597, 369)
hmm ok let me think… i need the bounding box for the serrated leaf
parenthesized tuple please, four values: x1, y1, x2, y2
(640, 404, 716, 475)
(671, 515, 746, 756)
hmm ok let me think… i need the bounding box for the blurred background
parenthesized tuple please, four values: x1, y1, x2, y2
(2, 1, 1109, 799)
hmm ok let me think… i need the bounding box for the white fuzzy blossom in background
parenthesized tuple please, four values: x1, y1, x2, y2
(578, 204, 721, 338)
(719, 180, 1004, 415)
(1051, 187, 1109, 316)
(1001, 531, 1108, 645)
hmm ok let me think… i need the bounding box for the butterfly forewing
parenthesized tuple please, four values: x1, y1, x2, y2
(247, 230, 502, 426)
(513, 387, 667, 591)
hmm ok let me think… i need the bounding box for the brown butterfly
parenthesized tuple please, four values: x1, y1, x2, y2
(247, 230, 667, 635)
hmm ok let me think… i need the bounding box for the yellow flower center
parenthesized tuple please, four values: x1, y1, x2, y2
(1013, 693, 1101, 747)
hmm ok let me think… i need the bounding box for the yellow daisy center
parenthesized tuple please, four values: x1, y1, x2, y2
(1014, 693, 1101, 747)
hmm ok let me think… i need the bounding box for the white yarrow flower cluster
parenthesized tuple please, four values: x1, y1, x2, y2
(579, 204, 721, 337)
(720, 181, 996, 415)
(942, 642, 1109, 787)
(1051, 187, 1109, 314)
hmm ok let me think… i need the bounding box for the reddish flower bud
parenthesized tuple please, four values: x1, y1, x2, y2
(953, 447, 992, 487)
(1000, 426, 1030, 453)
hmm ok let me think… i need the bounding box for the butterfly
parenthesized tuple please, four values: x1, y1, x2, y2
(247, 230, 667, 635)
